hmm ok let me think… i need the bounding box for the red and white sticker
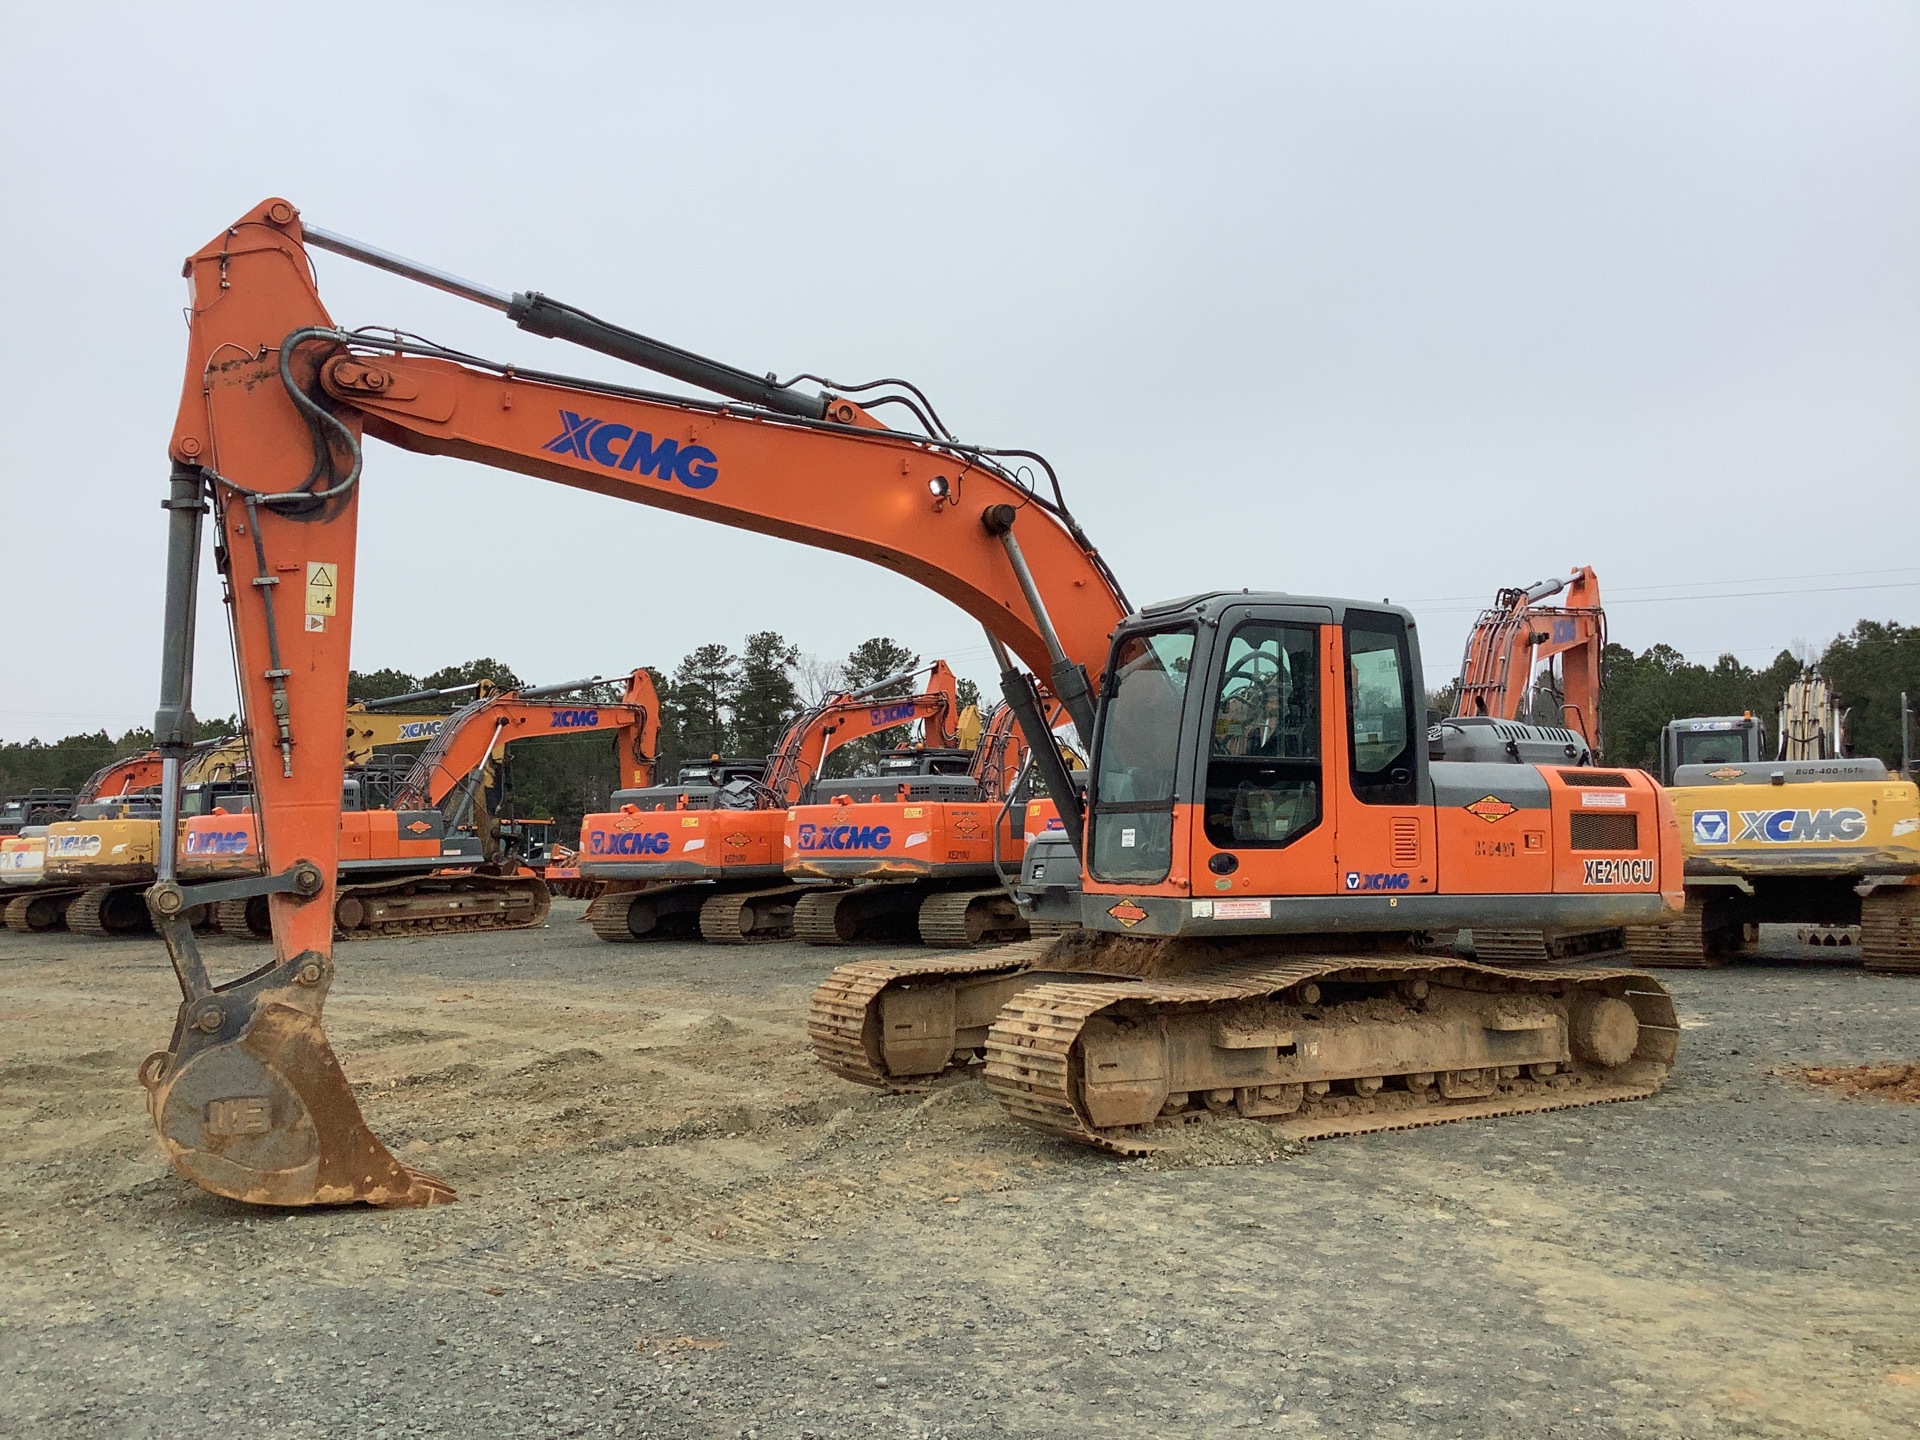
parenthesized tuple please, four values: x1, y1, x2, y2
(1212, 898, 1272, 920)
(1580, 791, 1628, 808)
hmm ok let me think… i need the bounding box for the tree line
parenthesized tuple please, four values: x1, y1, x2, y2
(6, 619, 1913, 832)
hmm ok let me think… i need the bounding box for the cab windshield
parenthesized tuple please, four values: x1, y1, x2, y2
(1089, 627, 1195, 884)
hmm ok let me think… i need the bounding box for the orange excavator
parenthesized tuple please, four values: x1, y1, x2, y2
(787, 695, 1066, 947)
(1432, 568, 1617, 964)
(179, 671, 658, 939)
(579, 662, 958, 943)
(136, 199, 1678, 1207)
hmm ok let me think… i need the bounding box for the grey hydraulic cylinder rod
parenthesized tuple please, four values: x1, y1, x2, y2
(303, 224, 514, 312)
(302, 222, 826, 419)
(361, 683, 483, 711)
(152, 464, 206, 885)
(986, 631, 1085, 859)
(515, 677, 606, 701)
(1521, 576, 1570, 603)
(981, 511, 1097, 744)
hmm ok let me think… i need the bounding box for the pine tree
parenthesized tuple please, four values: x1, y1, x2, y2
(734, 631, 801, 759)
(843, 637, 919, 695)
(831, 637, 923, 777)
(665, 643, 741, 766)
(347, 667, 421, 703)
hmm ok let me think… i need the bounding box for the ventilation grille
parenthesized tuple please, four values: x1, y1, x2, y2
(1390, 818, 1420, 868)
(1570, 813, 1639, 851)
(1560, 770, 1631, 787)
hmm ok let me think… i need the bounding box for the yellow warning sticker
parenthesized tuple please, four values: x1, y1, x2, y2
(305, 562, 338, 617)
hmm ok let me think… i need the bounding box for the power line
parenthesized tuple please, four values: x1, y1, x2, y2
(1402, 565, 1920, 607)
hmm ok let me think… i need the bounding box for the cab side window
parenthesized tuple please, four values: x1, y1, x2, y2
(1203, 622, 1321, 848)
(1346, 615, 1417, 806)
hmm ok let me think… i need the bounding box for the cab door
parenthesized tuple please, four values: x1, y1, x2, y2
(1331, 609, 1436, 895)
(1187, 605, 1341, 899)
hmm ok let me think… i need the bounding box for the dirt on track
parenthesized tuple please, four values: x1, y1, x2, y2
(3, 907, 1919, 1438)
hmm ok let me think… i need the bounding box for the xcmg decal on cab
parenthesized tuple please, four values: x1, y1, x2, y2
(394, 720, 445, 742)
(588, 830, 671, 856)
(797, 822, 893, 853)
(1344, 871, 1410, 892)
(1692, 807, 1868, 845)
(184, 830, 253, 855)
(548, 708, 600, 729)
(543, 411, 718, 490)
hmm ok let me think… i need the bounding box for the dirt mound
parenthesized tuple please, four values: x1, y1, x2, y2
(1797, 1061, 1920, 1104)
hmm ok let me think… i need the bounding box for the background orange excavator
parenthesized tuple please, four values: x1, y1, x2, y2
(579, 662, 958, 943)
(1445, 566, 1604, 754)
(786, 696, 1067, 947)
(1432, 568, 1618, 964)
(179, 671, 658, 939)
(136, 199, 1678, 1209)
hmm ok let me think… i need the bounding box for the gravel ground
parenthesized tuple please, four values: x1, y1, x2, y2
(2, 906, 1917, 1439)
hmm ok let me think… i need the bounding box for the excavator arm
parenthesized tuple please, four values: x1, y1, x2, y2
(76, 750, 165, 805)
(391, 669, 661, 814)
(143, 197, 1129, 1209)
(761, 662, 960, 805)
(1450, 566, 1605, 749)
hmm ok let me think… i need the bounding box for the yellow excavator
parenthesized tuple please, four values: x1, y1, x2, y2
(1627, 674, 1920, 970)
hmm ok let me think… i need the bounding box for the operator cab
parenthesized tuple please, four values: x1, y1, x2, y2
(1087, 592, 1427, 889)
(810, 747, 981, 804)
(611, 757, 769, 812)
(1657, 715, 1766, 786)
(0, 789, 77, 835)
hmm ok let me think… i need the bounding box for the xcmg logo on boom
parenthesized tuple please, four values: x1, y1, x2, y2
(543, 411, 719, 490)
(1733, 807, 1868, 843)
(549, 708, 600, 729)
(395, 720, 445, 742)
(866, 701, 917, 727)
(796, 822, 893, 852)
(185, 830, 253, 855)
(588, 830, 672, 856)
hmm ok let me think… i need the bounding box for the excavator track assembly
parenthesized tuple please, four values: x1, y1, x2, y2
(1861, 886, 1920, 973)
(697, 885, 804, 944)
(810, 937, 1677, 1151)
(795, 882, 1033, 948)
(66, 885, 155, 939)
(1471, 926, 1627, 967)
(4, 890, 78, 933)
(585, 884, 710, 942)
(332, 874, 551, 940)
(213, 896, 273, 940)
(807, 940, 1059, 1086)
(1624, 894, 1740, 968)
(915, 887, 1033, 948)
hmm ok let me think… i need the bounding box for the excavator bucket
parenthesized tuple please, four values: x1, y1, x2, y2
(140, 936, 452, 1208)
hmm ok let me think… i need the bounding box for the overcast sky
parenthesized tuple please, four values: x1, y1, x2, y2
(1, 2, 1914, 742)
